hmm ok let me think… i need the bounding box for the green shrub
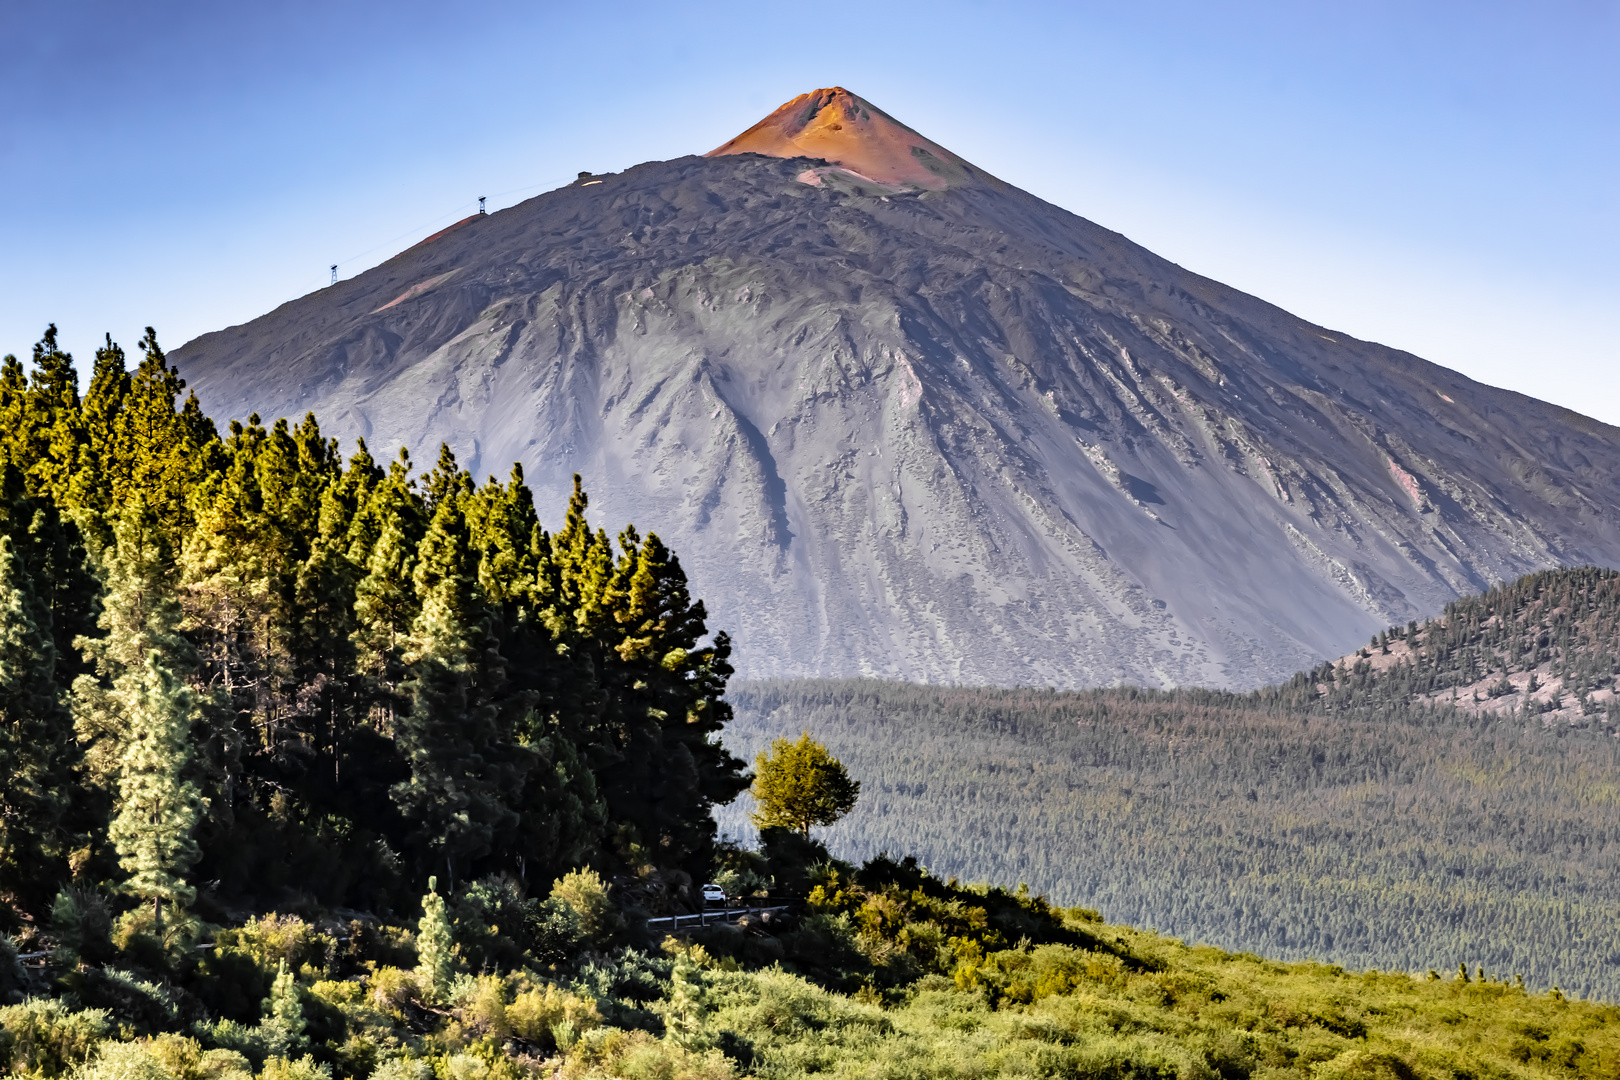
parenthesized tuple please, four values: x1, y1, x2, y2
(144, 1034, 253, 1080)
(449, 879, 533, 971)
(234, 916, 322, 971)
(506, 983, 600, 1047)
(49, 889, 114, 966)
(74, 967, 181, 1033)
(188, 944, 273, 1024)
(192, 1019, 266, 1068)
(450, 975, 511, 1040)
(1312, 1048, 1421, 1080)
(525, 898, 587, 967)
(558, 1028, 733, 1080)
(568, 951, 670, 1030)
(112, 907, 202, 968)
(74, 1040, 175, 1080)
(551, 871, 613, 942)
(0, 999, 111, 1077)
(306, 980, 362, 1008)
(0, 935, 24, 1006)
(366, 966, 423, 1019)
(333, 922, 417, 974)
(258, 1055, 332, 1080)
(369, 1058, 433, 1080)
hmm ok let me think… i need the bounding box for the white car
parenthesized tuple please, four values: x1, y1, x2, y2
(701, 883, 727, 906)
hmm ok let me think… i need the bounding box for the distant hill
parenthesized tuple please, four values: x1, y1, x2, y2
(718, 567, 1620, 999)
(1281, 565, 1620, 724)
(171, 88, 1620, 688)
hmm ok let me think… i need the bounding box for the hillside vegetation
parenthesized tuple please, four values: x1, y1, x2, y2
(6, 847, 1619, 1080)
(1273, 566, 1620, 725)
(721, 573, 1620, 999)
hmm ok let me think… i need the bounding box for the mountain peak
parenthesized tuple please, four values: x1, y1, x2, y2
(173, 112, 1620, 692)
(707, 87, 975, 190)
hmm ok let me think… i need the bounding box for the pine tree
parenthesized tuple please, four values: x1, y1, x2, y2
(506, 729, 605, 885)
(181, 413, 303, 756)
(261, 958, 308, 1055)
(532, 476, 614, 772)
(535, 477, 747, 877)
(422, 444, 472, 513)
(0, 535, 78, 912)
(192, 416, 300, 733)
(549, 476, 618, 645)
(299, 438, 379, 751)
(465, 464, 543, 609)
(107, 649, 203, 929)
(350, 450, 424, 732)
(291, 534, 360, 785)
(595, 527, 747, 873)
(23, 326, 83, 500)
(467, 468, 605, 883)
(0, 464, 102, 691)
(74, 500, 194, 791)
(67, 334, 132, 525)
(663, 951, 712, 1051)
(0, 355, 27, 471)
(391, 499, 526, 886)
(415, 876, 455, 1002)
(0, 352, 751, 914)
(73, 499, 203, 891)
(353, 515, 420, 731)
(108, 329, 221, 535)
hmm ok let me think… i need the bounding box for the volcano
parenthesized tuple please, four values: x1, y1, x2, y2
(171, 88, 1620, 688)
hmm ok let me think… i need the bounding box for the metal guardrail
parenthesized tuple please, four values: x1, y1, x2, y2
(12, 933, 332, 963)
(10, 909, 790, 960)
(644, 904, 791, 931)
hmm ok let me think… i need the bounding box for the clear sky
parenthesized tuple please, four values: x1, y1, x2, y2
(4, 1, 1616, 421)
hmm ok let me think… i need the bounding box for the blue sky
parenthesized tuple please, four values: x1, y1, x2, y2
(3, 1, 1617, 420)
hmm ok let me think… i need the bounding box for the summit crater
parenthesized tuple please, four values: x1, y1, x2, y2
(707, 86, 983, 191)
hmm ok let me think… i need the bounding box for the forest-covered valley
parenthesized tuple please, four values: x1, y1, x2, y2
(720, 571, 1620, 1001)
(2, 322, 1619, 1080)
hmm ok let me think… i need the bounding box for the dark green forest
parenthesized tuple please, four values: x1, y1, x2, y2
(720, 572, 1620, 1001)
(0, 325, 746, 930)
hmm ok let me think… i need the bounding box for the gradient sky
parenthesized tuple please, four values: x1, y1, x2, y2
(4, 1, 1616, 421)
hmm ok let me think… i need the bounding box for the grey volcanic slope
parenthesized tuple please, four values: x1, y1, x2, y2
(173, 153, 1620, 688)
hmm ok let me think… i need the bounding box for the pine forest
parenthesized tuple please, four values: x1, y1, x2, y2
(0, 325, 747, 920)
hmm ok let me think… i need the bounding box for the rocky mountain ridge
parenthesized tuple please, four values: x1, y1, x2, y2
(170, 89, 1620, 687)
